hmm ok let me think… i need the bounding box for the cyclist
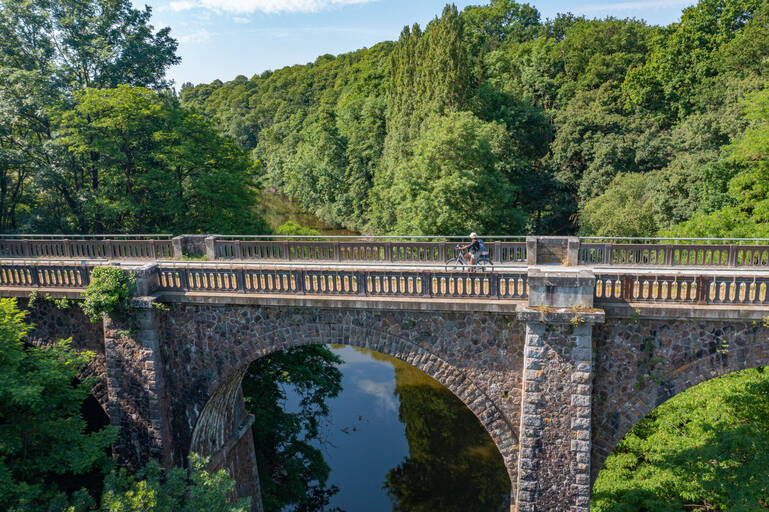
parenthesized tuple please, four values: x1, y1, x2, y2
(460, 232, 482, 266)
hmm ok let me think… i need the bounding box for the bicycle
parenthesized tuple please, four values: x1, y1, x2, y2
(445, 244, 494, 271)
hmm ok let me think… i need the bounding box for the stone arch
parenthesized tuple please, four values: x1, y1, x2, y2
(188, 321, 519, 491)
(591, 325, 769, 484)
(24, 300, 111, 414)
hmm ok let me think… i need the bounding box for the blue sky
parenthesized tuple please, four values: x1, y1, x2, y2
(140, 0, 696, 87)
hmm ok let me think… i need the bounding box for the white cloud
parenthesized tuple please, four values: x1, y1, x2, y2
(579, 0, 692, 11)
(169, 0, 199, 11)
(357, 379, 397, 412)
(202, 0, 376, 14)
(233, 16, 250, 22)
(177, 29, 213, 43)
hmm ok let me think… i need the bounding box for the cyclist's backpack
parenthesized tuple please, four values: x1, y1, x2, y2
(477, 239, 485, 251)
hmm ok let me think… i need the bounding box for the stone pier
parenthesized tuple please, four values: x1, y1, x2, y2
(516, 270, 603, 512)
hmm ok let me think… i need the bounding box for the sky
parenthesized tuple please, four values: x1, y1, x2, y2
(138, 0, 696, 87)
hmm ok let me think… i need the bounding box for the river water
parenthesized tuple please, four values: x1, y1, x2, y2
(258, 345, 511, 512)
(257, 191, 358, 236)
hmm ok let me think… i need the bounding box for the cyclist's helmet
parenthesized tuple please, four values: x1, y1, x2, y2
(470, 232, 477, 239)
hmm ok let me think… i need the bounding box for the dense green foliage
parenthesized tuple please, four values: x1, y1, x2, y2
(0, 297, 253, 512)
(592, 367, 769, 511)
(97, 454, 250, 512)
(182, 0, 769, 237)
(46, 86, 266, 234)
(241, 346, 344, 512)
(0, 298, 117, 511)
(0, 0, 266, 234)
(81, 266, 137, 323)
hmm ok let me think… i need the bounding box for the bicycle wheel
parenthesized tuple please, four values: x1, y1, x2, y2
(445, 257, 463, 271)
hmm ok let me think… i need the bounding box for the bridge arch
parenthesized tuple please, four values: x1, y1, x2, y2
(591, 317, 769, 484)
(187, 320, 519, 494)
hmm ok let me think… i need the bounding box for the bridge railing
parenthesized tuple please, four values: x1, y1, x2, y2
(594, 272, 769, 305)
(0, 262, 94, 288)
(0, 238, 174, 260)
(4, 260, 769, 307)
(155, 265, 530, 301)
(0, 260, 529, 301)
(214, 239, 528, 265)
(579, 242, 769, 268)
(4, 234, 769, 269)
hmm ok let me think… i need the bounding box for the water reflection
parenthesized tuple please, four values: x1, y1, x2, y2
(243, 345, 510, 512)
(257, 190, 359, 236)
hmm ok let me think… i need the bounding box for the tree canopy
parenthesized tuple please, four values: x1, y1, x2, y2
(0, 298, 117, 511)
(182, 0, 769, 238)
(592, 367, 769, 511)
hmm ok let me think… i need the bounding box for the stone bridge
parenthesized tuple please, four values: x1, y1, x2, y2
(4, 235, 769, 512)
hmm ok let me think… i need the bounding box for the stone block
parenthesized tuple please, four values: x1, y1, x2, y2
(571, 395, 590, 407)
(571, 417, 589, 429)
(527, 269, 596, 308)
(571, 440, 590, 452)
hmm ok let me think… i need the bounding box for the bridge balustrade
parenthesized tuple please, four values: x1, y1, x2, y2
(3, 259, 769, 307)
(155, 265, 530, 300)
(580, 243, 769, 268)
(0, 238, 173, 260)
(594, 273, 769, 305)
(0, 262, 92, 288)
(213, 239, 528, 265)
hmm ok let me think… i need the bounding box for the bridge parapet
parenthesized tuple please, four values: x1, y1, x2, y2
(4, 234, 769, 268)
(4, 260, 769, 309)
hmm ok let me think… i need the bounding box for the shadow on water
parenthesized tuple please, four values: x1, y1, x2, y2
(242, 344, 510, 512)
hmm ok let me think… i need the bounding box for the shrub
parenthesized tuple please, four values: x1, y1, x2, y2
(81, 266, 136, 323)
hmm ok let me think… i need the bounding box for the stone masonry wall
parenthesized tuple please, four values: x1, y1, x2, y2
(592, 317, 769, 482)
(22, 299, 109, 411)
(157, 303, 525, 495)
(104, 306, 172, 471)
(517, 321, 593, 512)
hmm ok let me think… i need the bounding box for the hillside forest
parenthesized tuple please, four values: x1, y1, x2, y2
(0, 0, 768, 237)
(179, 0, 769, 238)
(2, 0, 769, 512)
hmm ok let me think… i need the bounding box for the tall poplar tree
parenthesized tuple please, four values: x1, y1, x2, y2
(371, 4, 473, 232)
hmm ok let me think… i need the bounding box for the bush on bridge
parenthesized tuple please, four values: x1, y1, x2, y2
(82, 267, 137, 323)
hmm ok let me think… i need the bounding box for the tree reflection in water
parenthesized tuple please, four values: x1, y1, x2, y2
(380, 351, 511, 512)
(243, 345, 510, 512)
(242, 345, 344, 512)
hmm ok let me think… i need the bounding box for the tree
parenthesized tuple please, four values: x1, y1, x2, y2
(39, 86, 267, 234)
(0, 0, 180, 231)
(371, 5, 473, 232)
(0, 298, 117, 511)
(0, 0, 179, 93)
(385, 111, 525, 236)
(461, 0, 541, 54)
(623, 0, 766, 120)
(592, 367, 769, 511)
(665, 87, 769, 237)
(579, 173, 658, 237)
(98, 454, 250, 512)
(241, 346, 343, 512)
